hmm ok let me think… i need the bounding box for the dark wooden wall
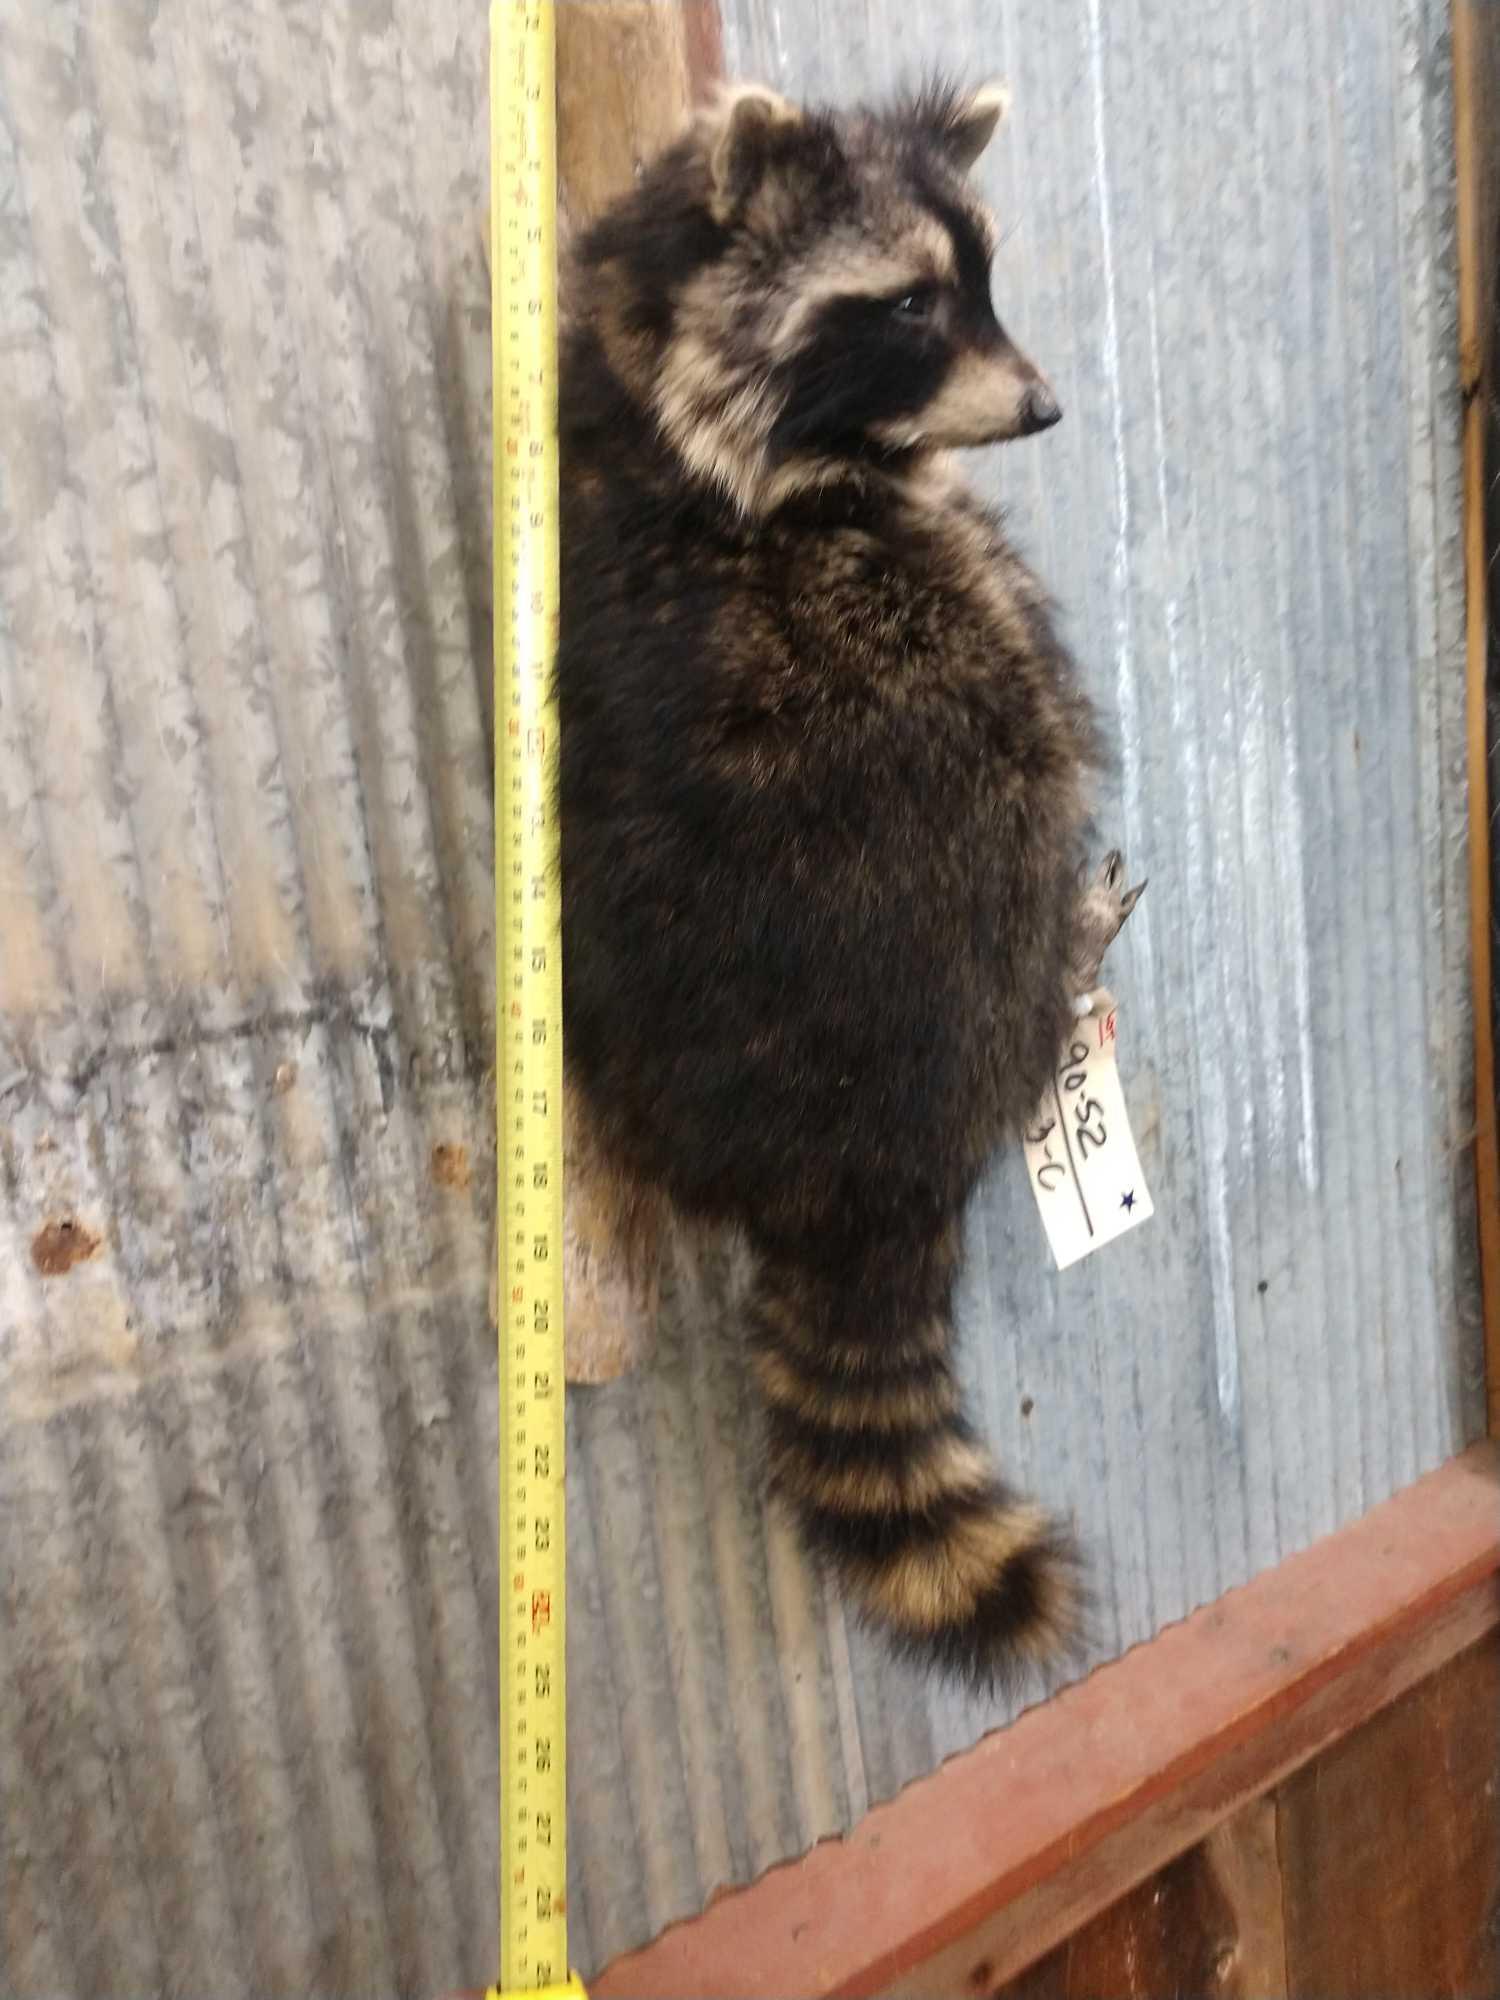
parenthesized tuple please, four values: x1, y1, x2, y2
(997, 1629, 1500, 2000)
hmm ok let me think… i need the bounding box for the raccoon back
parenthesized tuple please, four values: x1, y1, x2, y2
(558, 433, 1095, 1242)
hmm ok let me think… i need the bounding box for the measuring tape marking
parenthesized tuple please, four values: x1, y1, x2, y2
(491, 3, 572, 1994)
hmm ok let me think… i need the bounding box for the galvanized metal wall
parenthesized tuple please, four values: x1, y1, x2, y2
(0, 1, 1483, 1995)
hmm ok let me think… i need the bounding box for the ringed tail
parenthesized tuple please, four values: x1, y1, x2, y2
(749, 1246, 1079, 1683)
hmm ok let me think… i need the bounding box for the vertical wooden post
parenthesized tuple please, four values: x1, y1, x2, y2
(488, 3, 724, 1383)
(555, 2, 722, 1384)
(556, 2, 723, 225)
(1453, 0, 1500, 1435)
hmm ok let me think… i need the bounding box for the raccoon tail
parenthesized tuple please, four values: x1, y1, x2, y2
(749, 1238, 1079, 1685)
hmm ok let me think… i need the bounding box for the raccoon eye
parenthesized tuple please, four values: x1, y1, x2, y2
(890, 287, 939, 324)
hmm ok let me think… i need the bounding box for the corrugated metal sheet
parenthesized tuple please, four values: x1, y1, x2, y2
(0, 0, 1483, 1993)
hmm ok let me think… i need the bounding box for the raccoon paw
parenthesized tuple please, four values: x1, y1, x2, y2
(1069, 849, 1145, 996)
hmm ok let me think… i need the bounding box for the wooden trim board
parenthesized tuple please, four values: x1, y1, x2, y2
(595, 1445, 1500, 1999)
(1454, 0, 1500, 1433)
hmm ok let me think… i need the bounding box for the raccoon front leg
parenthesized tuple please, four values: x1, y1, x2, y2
(1067, 848, 1145, 1014)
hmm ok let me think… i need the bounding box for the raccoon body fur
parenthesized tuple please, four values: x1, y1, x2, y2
(556, 79, 1142, 1683)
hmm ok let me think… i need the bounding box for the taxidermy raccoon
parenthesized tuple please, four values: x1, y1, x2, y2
(557, 78, 1142, 1683)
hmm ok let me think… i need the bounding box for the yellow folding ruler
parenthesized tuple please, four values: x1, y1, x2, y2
(489, 4, 580, 1995)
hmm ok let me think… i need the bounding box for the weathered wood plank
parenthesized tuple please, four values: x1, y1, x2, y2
(996, 1797, 1287, 2000)
(1277, 1631, 1500, 2000)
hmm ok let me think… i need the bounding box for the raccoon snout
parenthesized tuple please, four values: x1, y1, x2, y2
(1017, 380, 1062, 434)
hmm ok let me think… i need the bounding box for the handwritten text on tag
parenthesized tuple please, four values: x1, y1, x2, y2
(1023, 1001, 1153, 1271)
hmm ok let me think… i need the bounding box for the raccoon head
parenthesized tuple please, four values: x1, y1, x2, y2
(574, 79, 1060, 514)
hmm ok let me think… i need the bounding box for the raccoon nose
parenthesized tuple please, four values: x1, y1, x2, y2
(1019, 382, 1062, 434)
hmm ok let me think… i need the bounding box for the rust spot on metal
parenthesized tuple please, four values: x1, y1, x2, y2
(31, 1217, 101, 1276)
(431, 1142, 471, 1191)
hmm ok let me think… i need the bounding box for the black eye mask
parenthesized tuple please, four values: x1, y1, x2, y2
(768, 289, 960, 454)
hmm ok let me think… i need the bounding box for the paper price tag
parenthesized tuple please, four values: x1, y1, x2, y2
(1023, 997, 1153, 1270)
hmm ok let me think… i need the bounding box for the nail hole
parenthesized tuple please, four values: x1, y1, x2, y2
(31, 1217, 102, 1276)
(431, 1142, 472, 1191)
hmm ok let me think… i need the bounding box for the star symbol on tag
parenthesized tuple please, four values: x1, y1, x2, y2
(1120, 1190, 1136, 1212)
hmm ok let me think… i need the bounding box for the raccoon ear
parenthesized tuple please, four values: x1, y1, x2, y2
(938, 80, 1010, 171)
(704, 84, 803, 223)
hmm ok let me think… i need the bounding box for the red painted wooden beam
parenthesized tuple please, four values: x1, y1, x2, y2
(595, 1445, 1500, 1998)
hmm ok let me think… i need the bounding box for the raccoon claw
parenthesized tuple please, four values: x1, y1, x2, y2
(1069, 851, 1145, 994)
(1086, 850, 1145, 927)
